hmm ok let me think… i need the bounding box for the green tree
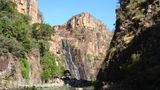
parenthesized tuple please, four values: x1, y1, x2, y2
(0, 35, 25, 57)
(41, 51, 64, 82)
(32, 23, 53, 40)
(0, 0, 34, 55)
(0, 0, 16, 14)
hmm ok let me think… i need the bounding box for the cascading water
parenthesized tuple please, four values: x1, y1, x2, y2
(62, 40, 81, 79)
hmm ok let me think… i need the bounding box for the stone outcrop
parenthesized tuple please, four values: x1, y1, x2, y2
(50, 12, 113, 80)
(66, 12, 106, 30)
(27, 49, 42, 84)
(97, 0, 160, 89)
(0, 55, 12, 79)
(13, 0, 42, 23)
(0, 50, 41, 87)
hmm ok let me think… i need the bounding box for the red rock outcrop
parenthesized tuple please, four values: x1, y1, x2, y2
(66, 12, 106, 30)
(50, 12, 113, 80)
(12, 0, 42, 23)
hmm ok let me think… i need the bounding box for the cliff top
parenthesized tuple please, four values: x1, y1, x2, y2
(65, 12, 107, 31)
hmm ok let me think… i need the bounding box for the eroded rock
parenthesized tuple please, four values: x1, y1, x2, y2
(50, 12, 113, 80)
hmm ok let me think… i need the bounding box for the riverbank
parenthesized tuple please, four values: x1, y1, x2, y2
(0, 78, 95, 90)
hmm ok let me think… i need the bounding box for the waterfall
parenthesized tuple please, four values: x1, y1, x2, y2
(62, 40, 80, 79)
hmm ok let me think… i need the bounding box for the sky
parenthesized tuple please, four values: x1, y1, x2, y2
(39, 0, 119, 30)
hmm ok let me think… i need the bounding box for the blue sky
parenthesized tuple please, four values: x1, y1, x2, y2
(39, 0, 119, 30)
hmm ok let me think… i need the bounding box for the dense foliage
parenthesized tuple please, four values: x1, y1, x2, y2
(0, 35, 24, 57)
(31, 23, 64, 82)
(32, 23, 53, 40)
(32, 23, 64, 81)
(0, 0, 33, 57)
(41, 51, 64, 82)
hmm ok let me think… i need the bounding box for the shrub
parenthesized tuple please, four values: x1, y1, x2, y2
(0, 0, 16, 14)
(37, 40, 49, 56)
(0, 0, 35, 55)
(131, 53, 141, 63)
(32, 23, 53, 40)
(0, 35, 25, 57)
(41, 51, 64, 82)
(20, 58, 30, 79)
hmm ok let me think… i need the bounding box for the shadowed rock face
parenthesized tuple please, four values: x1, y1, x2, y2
(49, 12, 113, 80)
(97, 0, 160, 89)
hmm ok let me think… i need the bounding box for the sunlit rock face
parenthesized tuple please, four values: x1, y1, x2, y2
(66, 12, 106, 31)
(49, 12, 113, 80)
(12, 0, 42, 23)
(97, 0, 160, 89)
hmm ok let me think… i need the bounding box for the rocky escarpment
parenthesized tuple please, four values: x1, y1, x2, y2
(0, 11, 112, 88)
(0, 49, 42, 87)
(0, 55, 12, 79)
(97, 0, 160, 89)
(66, 12, 106, 30)
(50, 12, 113, 80)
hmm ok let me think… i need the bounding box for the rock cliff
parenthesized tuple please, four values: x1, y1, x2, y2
(97, 0, 160, 89)
(0, 49, 42, 87)
(66, 12, 106, 30)
(50, 12, 113, 80)
(13, 0, 42, 23)
(0, 11, 113, 88)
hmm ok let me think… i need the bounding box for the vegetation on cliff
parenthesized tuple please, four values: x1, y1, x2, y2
(0, 0, 64, 81)
(32, 23, 53, 40)
(20, 58, 30, 79)
(32, 23, 64, 82)
(41, 51, 64, 82)
(0, 0, 33, 57)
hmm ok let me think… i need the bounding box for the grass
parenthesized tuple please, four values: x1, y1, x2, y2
(20, 58, 30, 79)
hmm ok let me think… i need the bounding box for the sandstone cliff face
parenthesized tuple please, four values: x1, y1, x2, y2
(66, 12, 106, 30)
(50, 12, 113, 80)
(97, 0, 160, 89)
(27, 49, 42, 84)
(0, 49, 41, 87)
(0, 55, 12, 79)
(13, 0, 42, 23)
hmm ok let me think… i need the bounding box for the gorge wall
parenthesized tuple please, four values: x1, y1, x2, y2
(97, 0, 160, 89)
(0, 11, 113, 88)
(50, 12, 113, 80)
(0, 49, 42, 86)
